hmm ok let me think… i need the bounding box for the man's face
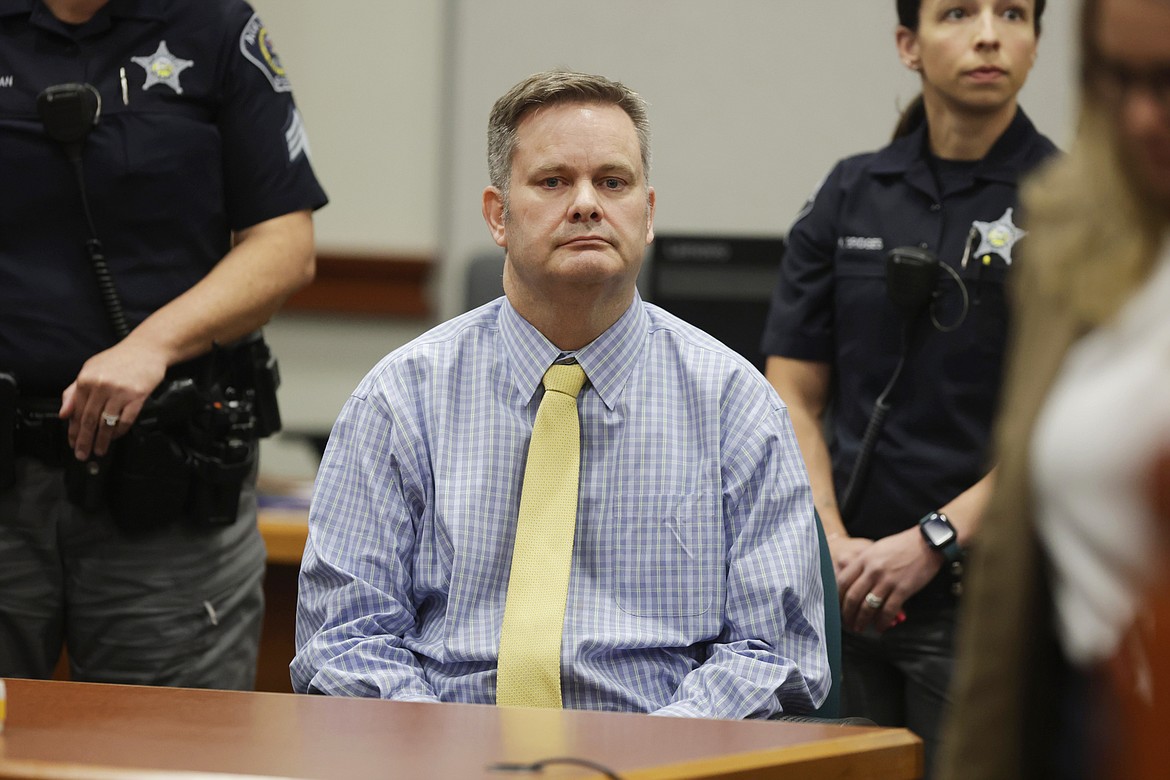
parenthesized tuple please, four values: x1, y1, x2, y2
(1096, 0, 1170, 210)
(483, 102, 655, 305)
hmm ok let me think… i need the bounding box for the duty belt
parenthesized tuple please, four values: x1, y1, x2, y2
(14, 398, 70, 468)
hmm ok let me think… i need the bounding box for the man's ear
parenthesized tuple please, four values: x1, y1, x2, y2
(483, 186, 507, 248)
(645, 186, 656, 245)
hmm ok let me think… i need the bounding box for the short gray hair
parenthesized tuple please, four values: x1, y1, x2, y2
(487, 70, 652, 199)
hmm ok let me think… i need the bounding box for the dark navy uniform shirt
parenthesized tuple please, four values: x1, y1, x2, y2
(761, 110, 1056, 600)
(0, 0, 328, 395)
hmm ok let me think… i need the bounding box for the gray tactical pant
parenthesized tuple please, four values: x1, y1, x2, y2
(0, 456, 265, 689)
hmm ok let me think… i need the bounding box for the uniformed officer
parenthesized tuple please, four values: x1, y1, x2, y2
(760, 0, 1056, 774)
(0, 0, 327, 689)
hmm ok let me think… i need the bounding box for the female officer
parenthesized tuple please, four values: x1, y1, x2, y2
(760, 0, 1055, 773)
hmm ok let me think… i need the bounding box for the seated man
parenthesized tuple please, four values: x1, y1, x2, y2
(292, 70, 828, 718)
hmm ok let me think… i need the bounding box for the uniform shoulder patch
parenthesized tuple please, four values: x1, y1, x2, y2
(240, 13, 292, 93)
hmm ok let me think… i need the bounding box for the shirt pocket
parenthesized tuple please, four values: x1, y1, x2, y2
(614, 493, 720, 618)
(944, 261, 1011, 392)
(833, 249, 902, 359)
(112, 107, 224, 228)
(832, 247, 886, 281)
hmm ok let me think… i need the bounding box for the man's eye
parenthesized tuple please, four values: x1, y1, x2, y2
(602, 178, 623, 190)
(1003, 8, 1025, 21)
(942, 7, 965, 20)
(542, 177, 561, 188)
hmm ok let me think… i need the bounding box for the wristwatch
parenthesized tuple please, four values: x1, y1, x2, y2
(919, 511, 963, 564)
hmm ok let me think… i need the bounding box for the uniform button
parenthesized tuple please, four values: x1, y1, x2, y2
(919, 242, 929, 249)
(930, 203, 941, 212)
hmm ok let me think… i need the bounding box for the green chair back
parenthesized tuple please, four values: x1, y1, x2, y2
(812, 509, 841, 719)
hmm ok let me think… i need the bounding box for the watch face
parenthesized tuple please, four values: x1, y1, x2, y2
(923, 516, 956, 547)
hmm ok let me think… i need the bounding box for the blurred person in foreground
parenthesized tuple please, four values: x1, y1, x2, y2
(292, 70, 828, 717)
(940, 0, 1170, 777)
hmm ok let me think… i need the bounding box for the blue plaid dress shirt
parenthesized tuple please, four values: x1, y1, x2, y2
(292, 293, 828, 718)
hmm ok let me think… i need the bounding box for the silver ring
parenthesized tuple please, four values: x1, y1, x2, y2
(101, 412, 120, 427)
(864, 592, 885, 610)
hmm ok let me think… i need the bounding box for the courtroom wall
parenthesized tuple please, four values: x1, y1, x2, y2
(245, 1, 1077, 451)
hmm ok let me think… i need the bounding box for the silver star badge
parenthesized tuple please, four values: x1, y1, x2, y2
(971, 207, 1027, 267)
(131, 41, 194, 95)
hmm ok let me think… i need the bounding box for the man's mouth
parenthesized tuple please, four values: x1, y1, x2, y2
(561, 236, 609, 247)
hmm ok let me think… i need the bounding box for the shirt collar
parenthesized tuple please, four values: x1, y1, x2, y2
(0, 1, 164, 27)
(104, 0, 164, 19)
(869, 108, 1042, 185)
(971, 108, 1044, 183)
(499, 293, 649, 411)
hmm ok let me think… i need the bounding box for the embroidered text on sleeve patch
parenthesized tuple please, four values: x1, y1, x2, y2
(240, 13, 292, 93)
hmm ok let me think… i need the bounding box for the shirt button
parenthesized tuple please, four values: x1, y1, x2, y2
(930, 203, 941, 212)
(919, 242, 929, 249)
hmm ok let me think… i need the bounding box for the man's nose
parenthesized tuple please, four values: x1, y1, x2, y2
(570, 182, 602, 222)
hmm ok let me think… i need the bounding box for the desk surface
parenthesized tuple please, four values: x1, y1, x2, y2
(0, 679, 920, 780)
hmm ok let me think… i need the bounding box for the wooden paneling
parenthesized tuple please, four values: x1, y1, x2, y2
(284, 252, 433, 318)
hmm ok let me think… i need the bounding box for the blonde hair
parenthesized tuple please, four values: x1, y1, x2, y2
(1019, 0, 1168, 325)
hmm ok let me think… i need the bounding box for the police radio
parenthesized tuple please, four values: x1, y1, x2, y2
(36, 83, 101, 159)
(887, 246, 970, 333)
(37, 82, 130, 341)
(839, 246, 967, 520)
(886, 246, 939, 315)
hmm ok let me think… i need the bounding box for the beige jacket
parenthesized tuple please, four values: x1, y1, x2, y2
(937, 256, 1094, 779)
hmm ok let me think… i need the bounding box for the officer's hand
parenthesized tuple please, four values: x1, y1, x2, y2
(827, 533, 873, 582)
(60, 341, 168, 460)
(838, 526, 943, 635)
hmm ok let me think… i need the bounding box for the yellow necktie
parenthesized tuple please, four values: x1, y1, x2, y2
(496, 362, 587, 708)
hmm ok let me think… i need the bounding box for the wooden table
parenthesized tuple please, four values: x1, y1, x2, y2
(0, 679, 921, 779)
